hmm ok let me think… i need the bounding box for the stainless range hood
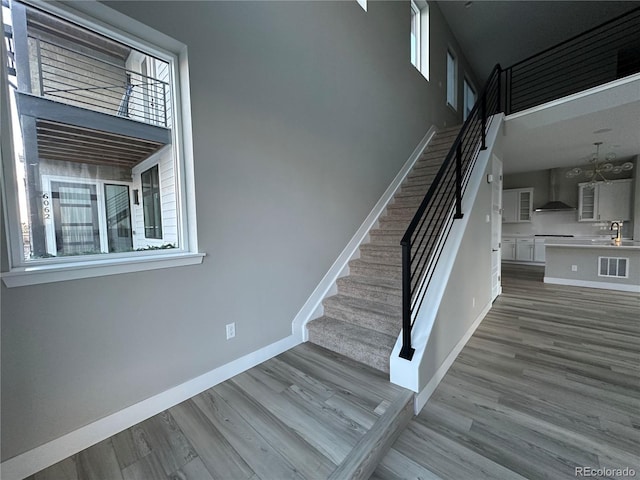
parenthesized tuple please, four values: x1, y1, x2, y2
(535, 169, 575, 212)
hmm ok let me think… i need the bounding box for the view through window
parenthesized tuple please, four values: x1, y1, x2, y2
(3, 0, 181, 263)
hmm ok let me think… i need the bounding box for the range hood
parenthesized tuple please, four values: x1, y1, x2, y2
(534, 169, 576, 212)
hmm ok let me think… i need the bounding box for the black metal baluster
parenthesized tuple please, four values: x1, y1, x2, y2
(400, 239, 414, 360)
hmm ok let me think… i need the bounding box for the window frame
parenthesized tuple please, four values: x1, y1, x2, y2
(463, 77, 476, 121)
(1, 0, 204, 287)
(410, 1, 429, 81)
(446, 49, 458, 110)
(141, 165, 163, 240)
(410, 0, 421, 70)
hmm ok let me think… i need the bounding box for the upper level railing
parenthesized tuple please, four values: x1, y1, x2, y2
(27, 36, 171, 128)
(399, 6, 640, 360)
(504, 7, 640, 114)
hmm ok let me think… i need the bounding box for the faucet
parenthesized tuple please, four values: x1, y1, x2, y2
(610, 221, 622, 245)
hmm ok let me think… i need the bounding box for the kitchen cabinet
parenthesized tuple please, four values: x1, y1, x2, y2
(503, 188, 533, 223)
(502, 236, 545, 263)
(515, 238, 534, 262)
(502, 237, 516, 260)
(578, 179, 632, 222)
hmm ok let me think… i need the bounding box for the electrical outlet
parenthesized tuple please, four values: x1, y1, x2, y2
(571, 265, 578, 272)
(226, 322, 236, 339)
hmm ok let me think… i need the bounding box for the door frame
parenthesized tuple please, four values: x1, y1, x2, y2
(41, 175, 134, 256)
(491, 155, 503, 301)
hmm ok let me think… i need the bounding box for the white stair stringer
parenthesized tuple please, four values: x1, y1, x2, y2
(390, 114, 505, 406)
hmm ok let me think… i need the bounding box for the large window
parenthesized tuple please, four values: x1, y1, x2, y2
(1, 1, 202, 286)
(446, 49, 457, 109)
(410, 1, 429, 80)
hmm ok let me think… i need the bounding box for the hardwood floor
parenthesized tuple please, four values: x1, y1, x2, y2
(26, 343, 408, 480)
(27, 264, 639, 479)
(372, 264, 640, 480)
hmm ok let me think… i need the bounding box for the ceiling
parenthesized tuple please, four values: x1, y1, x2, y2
(437, 1, 640, 175)
(500, 78, 640, 174)
(36, 120, 165, 168)
(437, 1, 639, 83)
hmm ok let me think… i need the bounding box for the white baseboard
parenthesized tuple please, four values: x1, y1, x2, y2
(292, 126, 438, 339)
(0, 335, 301, 480)
(413, 300, 492, 414)
(544, 276, 640, 293)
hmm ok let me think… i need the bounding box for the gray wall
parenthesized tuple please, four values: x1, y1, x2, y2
(418, 148, 495, 389)
(1, 1, 477, 460)
(545, 245, 640, 287)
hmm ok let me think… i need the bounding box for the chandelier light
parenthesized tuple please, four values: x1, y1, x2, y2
(566, 142, 633, 185)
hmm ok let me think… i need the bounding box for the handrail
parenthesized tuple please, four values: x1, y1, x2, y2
(509, 6, 640, 70)
(28, 35, 171, 127)
(399, 64, 501, 360)
(398, 6, 640, 361)
(504, 7, 640, 114)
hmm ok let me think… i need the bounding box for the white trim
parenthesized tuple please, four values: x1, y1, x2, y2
(505, 73, 640, 120)
(446, 49, 457, 110)
(410, 0, 421, 70)
(356, 0, 367, 11)
(0, 334, 301, 480)
(543, 276, 639, 293)
(413, 300, 492, 414)
(1, 252, 205, 287)
(292, 127, 438, 339)
(390, 114, 504, 392)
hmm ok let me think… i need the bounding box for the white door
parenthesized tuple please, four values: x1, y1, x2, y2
(491, 155, 503, 301)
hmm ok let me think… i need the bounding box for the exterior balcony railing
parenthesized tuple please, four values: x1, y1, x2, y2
(27, 36, 171, 128)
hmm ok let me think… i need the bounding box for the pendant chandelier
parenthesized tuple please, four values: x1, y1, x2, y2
(565, 142, 633, 185)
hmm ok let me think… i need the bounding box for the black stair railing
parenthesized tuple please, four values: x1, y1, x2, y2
(398, 6, 640, 361)
(504, 6, 640, 115)
(399, 64, 501, 360)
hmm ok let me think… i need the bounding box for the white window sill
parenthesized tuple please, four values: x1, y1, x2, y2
(1, 252, 206, 288)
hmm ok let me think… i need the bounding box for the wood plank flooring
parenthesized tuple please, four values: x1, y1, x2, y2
(26, 264, 640, 479)
(26, 343, 407, 480)
(372, 264, 640, 480)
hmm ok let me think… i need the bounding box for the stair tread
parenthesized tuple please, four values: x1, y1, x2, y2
(307, 317, 397, 373)
(307, 125, 461, 372)
(338, 274, 401, 291)
(349, 259, 403, 279)
(324, 293, 400, 318)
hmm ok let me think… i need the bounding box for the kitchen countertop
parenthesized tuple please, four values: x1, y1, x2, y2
(544, 238, 640, 250)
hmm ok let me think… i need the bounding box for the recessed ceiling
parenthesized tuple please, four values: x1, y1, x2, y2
(501, 77, 640, 174)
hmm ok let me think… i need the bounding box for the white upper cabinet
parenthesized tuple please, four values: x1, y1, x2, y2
(503, 188, 533, 223)
(578, 179, 632, 222)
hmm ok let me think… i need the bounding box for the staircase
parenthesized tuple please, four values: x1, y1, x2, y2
(307, 126, 461, 373)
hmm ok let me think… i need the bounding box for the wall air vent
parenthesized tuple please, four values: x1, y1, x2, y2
(598, 257, 628, 278)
